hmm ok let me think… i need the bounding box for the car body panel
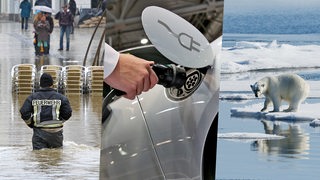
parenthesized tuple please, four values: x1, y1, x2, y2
(100, 98, 164, 179)
(138, 67, 220, 179)
(100, 36, 221, 179)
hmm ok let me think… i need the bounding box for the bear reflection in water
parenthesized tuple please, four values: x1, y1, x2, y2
(251, 120, 309, 157)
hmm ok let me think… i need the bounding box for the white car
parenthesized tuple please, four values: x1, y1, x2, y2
(101, 6, 222, 180)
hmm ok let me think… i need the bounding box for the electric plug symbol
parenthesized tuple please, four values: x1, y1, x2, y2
(158, 20, 200, 52)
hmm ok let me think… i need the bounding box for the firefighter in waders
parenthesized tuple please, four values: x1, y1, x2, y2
(20, 73, 72, 150)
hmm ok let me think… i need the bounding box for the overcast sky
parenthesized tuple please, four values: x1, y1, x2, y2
(225, 0, 320, 13)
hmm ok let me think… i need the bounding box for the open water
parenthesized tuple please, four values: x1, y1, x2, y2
(216, 3, 320, 179)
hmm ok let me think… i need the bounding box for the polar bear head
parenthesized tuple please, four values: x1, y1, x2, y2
(250, 82, 266, 97)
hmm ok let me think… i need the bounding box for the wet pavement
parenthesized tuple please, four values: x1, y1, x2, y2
(0, 19, 104, 67)
(0, 20, 104, 179)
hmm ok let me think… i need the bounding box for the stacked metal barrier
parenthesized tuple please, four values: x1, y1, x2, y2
(86, 66, 104, 95)
(11, 64, 36, 94)
(39, 65, 63, 90)
(11, 64, 104, 95)
(62, 65, 86, 94)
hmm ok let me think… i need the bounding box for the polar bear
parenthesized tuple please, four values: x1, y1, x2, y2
(250, 74, 309, 112)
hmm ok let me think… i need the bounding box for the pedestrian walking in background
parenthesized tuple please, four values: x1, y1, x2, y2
(55, 5, 74, 51)
(20, 73, 72, 150)
(19, 0, 32, 30)
(34, 12, 50, 55)
(44, 12, 54, 54)
(68, 0, 77, 34)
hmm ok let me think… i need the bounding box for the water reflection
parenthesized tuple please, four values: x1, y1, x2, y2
(216, 98, 320, 179)
(66, 93, 83, 112)
(251, 120, 310, 158)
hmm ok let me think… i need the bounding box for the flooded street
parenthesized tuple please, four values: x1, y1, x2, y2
(0, 20, 103, 179)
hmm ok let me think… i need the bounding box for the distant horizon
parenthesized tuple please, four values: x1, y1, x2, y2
(223, 1, 320, 34)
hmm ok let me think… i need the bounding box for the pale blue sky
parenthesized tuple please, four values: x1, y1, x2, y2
(225, 0, 320, 13)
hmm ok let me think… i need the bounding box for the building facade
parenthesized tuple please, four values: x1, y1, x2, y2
(0, 0, 97, 21)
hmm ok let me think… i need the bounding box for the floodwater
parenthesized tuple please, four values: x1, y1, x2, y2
(0, 21, 104, 179)
(0, 94, 102, 180)
(216, 70, 320, 180)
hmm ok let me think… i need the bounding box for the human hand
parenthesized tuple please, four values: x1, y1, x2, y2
(104, 54, 159, 100)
